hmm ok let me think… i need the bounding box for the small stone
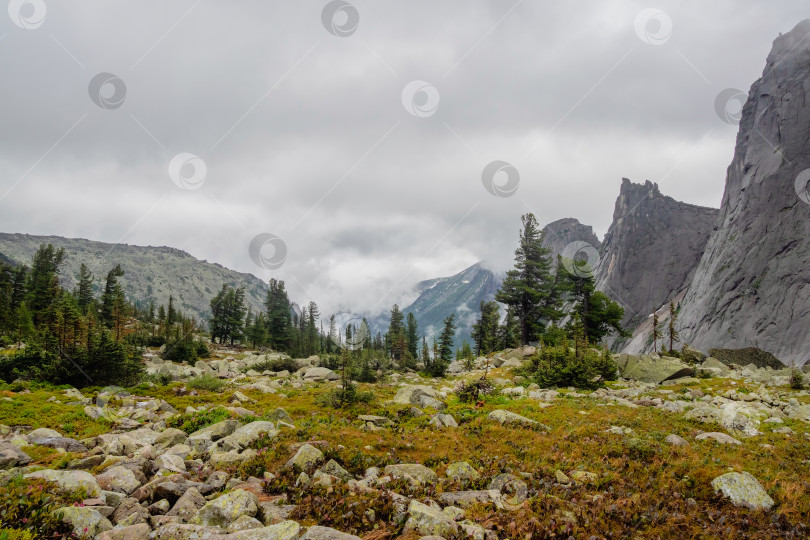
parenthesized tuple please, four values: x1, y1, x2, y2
(695, 432, 742, 445)
(555, 470, 570, 483)
(301, 525, 362, 539)
(665, 434, 689, 446)
(284, 443, 324, 472)
(446, 462, 480, 483)
(384, 463, 438, 486)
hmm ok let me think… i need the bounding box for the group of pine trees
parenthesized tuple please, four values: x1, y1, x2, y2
(470, 213, 627, 356)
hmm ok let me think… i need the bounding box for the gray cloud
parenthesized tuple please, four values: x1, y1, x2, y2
(1, 0, 807, 318)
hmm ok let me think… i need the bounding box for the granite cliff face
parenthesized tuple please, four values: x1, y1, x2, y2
(594, 179, 719, 333)
(541, 218, 601, 262)
(678, 20, 810, 366)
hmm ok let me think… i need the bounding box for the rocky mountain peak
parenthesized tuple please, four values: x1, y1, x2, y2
(595, 179, 719, 337)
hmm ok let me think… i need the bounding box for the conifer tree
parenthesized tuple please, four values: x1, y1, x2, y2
(668, 301, 679, 354)
(495, 214, 556, 345)
(652, 312, 662, 354)
(76, 263, 94, 315)
(100, 264, 124, 328)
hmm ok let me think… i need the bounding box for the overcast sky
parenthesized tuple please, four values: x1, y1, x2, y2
(1, 0, 807, 317)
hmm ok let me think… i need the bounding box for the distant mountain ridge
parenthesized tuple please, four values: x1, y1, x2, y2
(0, 233, 268, 323)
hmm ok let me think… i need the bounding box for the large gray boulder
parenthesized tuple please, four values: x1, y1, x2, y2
(403, 500, 459, 537)
(302, 367, 338, 381)
(219, 421, 278, 452)
(615, 354, 694, 384)
(53, 506, 113, 538)
(383, 463, 437, 485)
(711, 472, 774, 510)
(301, 525, 361, 540)
(393, 385, 446, 410)
(709, 348, 784, 370)
(25, 469, 102, 498)
(0, 442, 31, 469)
(284, 443, 324, 472)
(190, 488, 259, 528)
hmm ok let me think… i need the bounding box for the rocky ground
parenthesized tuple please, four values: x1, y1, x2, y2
(0, 346, 808, 539)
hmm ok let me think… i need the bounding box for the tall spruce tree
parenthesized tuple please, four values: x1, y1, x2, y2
(495, 214, 556, 345)
(76, 263, 94, 315)
(100, 264, 124, 329)
(264, 278, 291, 351)
(668, 301, 679, 353)
(406, 312, 419, 359)
(472, 300, 500, 356)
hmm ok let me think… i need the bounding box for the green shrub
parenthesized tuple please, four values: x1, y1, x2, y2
(790, 368, 805, 390)
(316, 383, 374, 408)
(187, 374, 226, 392)
(456, 377, 495, 403)
(244, 357, 299, 374)
(195, 340, 211, 358)
(0, 477, 80, 538)
(0, 529, 37, 540)
(162, 338, 198, 363)
(167, 406, 233, 433)
(527, 343, 616, 390)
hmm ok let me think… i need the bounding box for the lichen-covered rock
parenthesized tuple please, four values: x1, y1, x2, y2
(28, 427, 62, 438)
(25, 469, 102, 498)
(219, 421, 277, 452)
(154, 428, 188, 450)
(428, 413, 458, 429)
(695, 432, 742, 445)
(393, 385, 447, 410)
(284, 443, 323, 472)
(156, 452, 187, 473)
(29, 436, 88, 453)
(446, 462, 480, 483)
(112, 497, 150, 526)
(191, 488, 259, 528)
(53, 506, 113, 538)
(403, 500, 458, 537)
(96, 466, 141, 494)
(227, 514, 264, 532)
(302, 367, 339, 381)
(614, 354, 694, 384)
(166, 486, 207, 521)
(151, 523, 224, 539)
(0, 442, 31, 469)
(383, 463, 438, 485)
(319, 459, 351, 481)
(225, 520, 301, 539)
(488, 409, 548, 429)
(96, 523, 151, 540)
(711, 471, 774, 510)
(301, 525, 361, 539)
